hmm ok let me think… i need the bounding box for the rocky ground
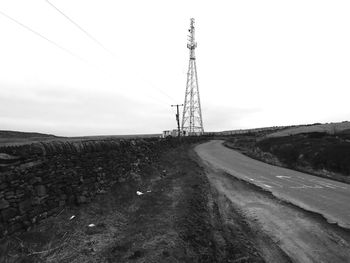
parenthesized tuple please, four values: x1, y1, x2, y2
(1, 143, 266, 263)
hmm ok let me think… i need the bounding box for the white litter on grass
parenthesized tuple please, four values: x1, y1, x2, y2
(136, 191, 143, 196)
(69, 215, 76, 220)
(262, 184, 272, 188)
(276, 176, 291, 179)
(88, 224, 96, 227)
(146, 190, 151, 193)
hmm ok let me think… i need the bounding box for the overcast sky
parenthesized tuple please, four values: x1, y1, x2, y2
(1, 0, 349, 136)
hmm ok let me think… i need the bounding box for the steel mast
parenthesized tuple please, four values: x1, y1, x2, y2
(181, 18, 204, 135)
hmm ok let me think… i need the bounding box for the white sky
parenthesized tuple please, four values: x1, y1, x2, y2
(0, 0, 349, 136)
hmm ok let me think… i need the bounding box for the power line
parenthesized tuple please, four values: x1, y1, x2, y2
(148, 82, 177, 103)
(45, 0, 179, 106)
(0, 10, 85, 62)
(0, 7, 175, 115)
(45, 0, 178, 104)
(45, 0, 115, 57)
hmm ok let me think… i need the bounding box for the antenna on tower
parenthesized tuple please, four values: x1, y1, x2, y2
(181, 18, 204, 135)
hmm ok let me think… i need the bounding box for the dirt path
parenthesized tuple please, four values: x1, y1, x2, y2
(197, 147, 350, 263)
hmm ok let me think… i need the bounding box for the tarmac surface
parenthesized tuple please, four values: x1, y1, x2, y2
(195, 140, 350, 229)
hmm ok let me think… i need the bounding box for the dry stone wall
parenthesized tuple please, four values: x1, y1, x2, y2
(0, 137, 203, 237)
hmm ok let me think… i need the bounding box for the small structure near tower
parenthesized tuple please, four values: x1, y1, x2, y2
(181, 18, 204, 136)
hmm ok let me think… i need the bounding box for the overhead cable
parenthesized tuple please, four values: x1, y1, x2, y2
(45, 0, 115, 57)
(45, 0, 178, 104)
(0, 10, 85, 62)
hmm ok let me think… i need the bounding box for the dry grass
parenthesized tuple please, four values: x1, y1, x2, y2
(5, 190, 129, 263)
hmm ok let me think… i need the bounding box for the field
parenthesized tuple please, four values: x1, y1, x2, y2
(0, 130, 59, 145)
(0, 130, 160, 147)
(267, 121, 350, 137)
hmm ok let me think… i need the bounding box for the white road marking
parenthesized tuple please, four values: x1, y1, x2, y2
(290, 185, 323, 189)
(317, 181, 345, 189)
(304, 178, 348, 190)
(277, 177, 307, 188)
(266, 181, 284, 188)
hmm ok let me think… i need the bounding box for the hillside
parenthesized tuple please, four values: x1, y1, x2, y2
(0, 130, 161, 147)
(267, 121, 350, 137)
(0, 130, 59, 145)
(0, 130, 57, 139)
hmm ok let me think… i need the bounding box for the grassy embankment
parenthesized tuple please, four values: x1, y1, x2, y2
(225, 131, 350, 184)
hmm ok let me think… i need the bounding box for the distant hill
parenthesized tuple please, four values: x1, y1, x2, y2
(267, 121, 350, 138)
(71, 134, 161, 140)
(0, 130, 59, 146)
(0, 130, 57, 139)
(0, 130, 161, 147)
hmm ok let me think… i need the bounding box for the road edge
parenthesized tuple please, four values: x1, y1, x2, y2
(194, 140, 350, 231)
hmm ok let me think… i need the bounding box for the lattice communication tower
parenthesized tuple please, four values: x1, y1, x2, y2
(181, 18, 204, 135)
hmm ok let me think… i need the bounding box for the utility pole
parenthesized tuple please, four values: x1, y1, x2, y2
(171, 104, 183, 137)
(181, 18, 204, 135)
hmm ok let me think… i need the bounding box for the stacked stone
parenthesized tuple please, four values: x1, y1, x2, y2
(0, 136, 205, 237)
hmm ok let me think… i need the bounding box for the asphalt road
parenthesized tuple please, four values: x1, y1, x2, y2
(195, 140, 350, 229)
